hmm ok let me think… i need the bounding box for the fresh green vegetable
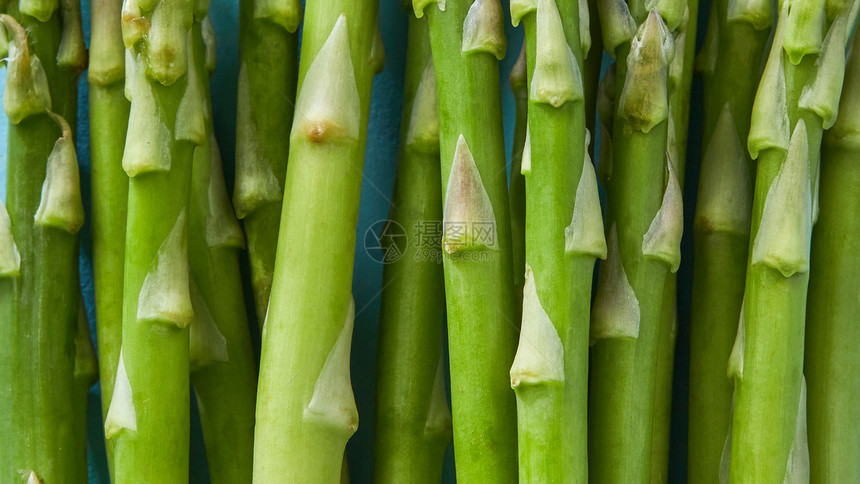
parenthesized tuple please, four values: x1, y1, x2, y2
(509, 44, 527, 320)
(107, 1, 203, 481)
(373, 16, 452, 482)
(252, 2, 378, 481)
(686, 0, 771, 480)
(234, 0, 301, 325)
(414, 0, 519, 480)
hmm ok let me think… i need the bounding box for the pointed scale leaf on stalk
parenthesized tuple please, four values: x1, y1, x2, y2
(0, 200, 20, 277)
(254, 0, 302, 33)
(206, 136, 245, 249)
(57, 0, 88, 71)
(784, 376, 810, 483)
(578, 0, 591, 56)
(442, 135, 497, 253)
(122, 53, 172, 176)
(642, 153, 683, 272)
(104, 350, 138, 438)
(413, 0, 446, 19)
(596, 0, 637, 58)
(405, 57, 440, 154)
(462, 0, 506, 60)
(695, 105, 754, 236)
(529, 0, 584, 108)
(591, 225, 641, 340)
(176, 32, 207, 144)
(695, 8, 718, 76)
(618, 10, 674, 134)
(121, 0, 148, 50)
(799, 15, 849, 129)
(645, 0, 686, 30)
(291, 14, 360, 145)
(34, 114, 86, 234)
(783, 0, 826, 65)
(143, 0, 193, 85)
(510, 265, 564, 388)
(727, 302, 745, 380)
(202, 16, 216, 73)
(510, 0, 536, 27)
(565, 131, 607, 259)
(188, 280, 229, 372)
(19, 0, 58, 23)
(304, 297, 359, 437)
(136, 209, 194, 328)
(748, 0, 790, 159)
(426, 355, 453, 437)
(0, 15, 51, 124)
(520, 126, 532, 174)
(371, 24, 385, 74)
(751, 120, 813, 277)
(727, 0, 775, 30)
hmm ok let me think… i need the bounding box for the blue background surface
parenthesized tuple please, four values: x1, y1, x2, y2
(0, 0, 711, 481)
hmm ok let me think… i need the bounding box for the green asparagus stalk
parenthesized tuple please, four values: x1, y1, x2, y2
(686, 0, 771, 480)
(509, 44, 527, 320)
(414, 0, 518, 480)
(234, 0, 301, 324)
(187, 17, 258, 484)
(805, 23, 860, 483)
(509, 0, 603, 482)
(106, 1, 202, 481)
(729, 1, 856, 480)
(583, 0, 602, 145)
(588, 6, 684, 482)
(0, 13, 87, 484)
(73, 297, 99, 481)
(373, 16, 452, 482)
(88, 0, 130, 473)
(252, 3, 378, 481)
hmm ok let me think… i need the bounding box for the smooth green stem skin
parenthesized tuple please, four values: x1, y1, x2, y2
(423, 2, 519, 482)
(583, 0, 602, 147)
(514, 4, 591, 483)
(189, 36, 258, 484)
(805, 29, 860, 482)
(373, 17, 451, 483)
(114, 34, 197, 484)
(236, 0, 300, 325)
(509, 62, 527, 322)
(88, 0, 130, 476)
(687, 1, 768, 481)
(252, 2, 378, 482)
(0, 115, 80, 484)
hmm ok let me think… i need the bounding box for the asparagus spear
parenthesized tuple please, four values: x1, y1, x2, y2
(233, 0, 301, 325)
(805, 23, 860, 483)
(88, 0, 130, 472)
(583, 0, 602, 146)
(729, 2, 856, 480)
(686, 0, 771, 480)
(373, 16, 452, 482)
(187, 17, 257, 484)
(509, 0, 603, 482)
(588, 6, 683, 482)
(509, 44, 527, 320)
(414, 0, 518, 480)
(106, 1, 202, 481)
(253, 3, 378, 481)
(0, 12, 87, 484)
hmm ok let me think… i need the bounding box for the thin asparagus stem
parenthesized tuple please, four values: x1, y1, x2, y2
(73, 297, 99, 482)
(0, 13, 86, 484)
(88, 0, 130, 474)
(509, 43, 527, 321)
(686, 0, 771, 480)
(107, 2, 201, 481)
(187, 17, 257, 484)
(588, 5, 684, 482)
(729, 2, 857, 480)
(414, 0, 519, 480)
(234, 0, 301, 325)
(805, 24, 860, 483)
(252, 3, 378, 481)
(583, 0, 602, 147)
(373, 16, 452, 482)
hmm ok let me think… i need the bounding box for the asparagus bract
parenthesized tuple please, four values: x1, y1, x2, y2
(373, 16, 452, 482)
(0, 13, 87, 484)
(188, 18, 257, 484)
(107, 2, 200, 481)
(252, 3, 378, 481)
(414, 0, 519, 480)
(687, 0, 771, 480)
(805, 23, 860, 482)
(234, 0, 301, 325)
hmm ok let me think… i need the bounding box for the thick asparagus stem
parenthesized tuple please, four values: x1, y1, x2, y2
(88, 0, 130, 473)
(588, 6, 683, 482)
(0, 14, 86, 484)
(509, 0, 603, 482)
(187, 18, 257, 484)
(805, 24, 860, 482)
(509, 44, 527, 320)
(234, 0, 301, 325)
(252, 3, 378, 481)
(729, 2, 856, 480)
(373, 16, 452, 482)
(107, 2, 201, 481)
(414, 0, 519, 480)
(686, 0, 771, 480)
